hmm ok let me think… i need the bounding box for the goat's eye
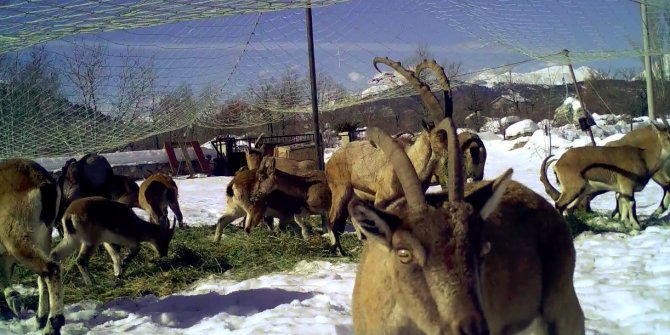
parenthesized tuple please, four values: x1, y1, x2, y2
(397, 248, 413, 264)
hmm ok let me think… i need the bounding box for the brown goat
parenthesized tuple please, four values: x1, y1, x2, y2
(249, 156, 335, 247)
(434, 131, 488, 187)
(50, 196, 176, 286)
(139, 173, 184, 228)
(213, 168, 312, 242)
(579, 123, 670, 216)
(350, 120, 584, 334)
(325, 58, 454, 256)
(244, 133, 318, 172)
(0, 159, 65, 335)
(540, 126, 670, 229)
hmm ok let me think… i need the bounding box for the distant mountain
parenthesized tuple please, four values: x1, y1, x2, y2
(360, 65, 597, 97)
(468, 65, 596, 87)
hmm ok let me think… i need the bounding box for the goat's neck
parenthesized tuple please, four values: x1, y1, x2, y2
(405, 132, 437, 183)
(132, 216, 160, 242)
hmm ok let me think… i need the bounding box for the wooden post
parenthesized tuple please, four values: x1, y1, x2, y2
(641, 0, 656, 121)
(178, 141, 195, 178)
(563, 49, 596, 146)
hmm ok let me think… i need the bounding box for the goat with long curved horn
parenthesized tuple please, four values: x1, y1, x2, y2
(373, 57, 444, 123)
(414, 58, 453, 119)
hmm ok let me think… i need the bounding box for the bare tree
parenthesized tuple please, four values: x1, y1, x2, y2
(112, 49, 157, 122)
(615, 67, 642, 81)
(62, 42, 109, 113)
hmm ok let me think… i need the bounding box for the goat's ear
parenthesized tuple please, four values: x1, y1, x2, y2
(348, 198, 400, 250)
(464, 168, 513, 220)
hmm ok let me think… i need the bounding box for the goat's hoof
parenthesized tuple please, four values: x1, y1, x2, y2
(36, 315, 48, 329)
(43, 315, 64, 335)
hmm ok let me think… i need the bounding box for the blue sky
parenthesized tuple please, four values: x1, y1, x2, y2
(13, 0, 650, 100)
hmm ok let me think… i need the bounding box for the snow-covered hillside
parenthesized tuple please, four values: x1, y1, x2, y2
(3, 114, 670, 335)
(469, 65, 595, 87)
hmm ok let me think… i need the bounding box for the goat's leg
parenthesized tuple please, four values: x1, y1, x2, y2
(122, 244, 141, 266)
(168, 201, 185, 228)
(49, 234, 82, 262)
(213, 207, 244, 243)
(4, 235, 64, 334)
(36, 276, 49, 329)
(610, 192, 628, 220)
(293, 215, 313, 240)
(653, 183, 670, 216)
(327, 184, 352, 256)
(42, 270, 64, 335)
(0, 255, 24, 318)
(75, 244, 96, 286)
(243, 202, 266, 234)
(103, 243, 124, 278)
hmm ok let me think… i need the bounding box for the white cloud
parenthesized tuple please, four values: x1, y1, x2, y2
(348, 71, 363, 82)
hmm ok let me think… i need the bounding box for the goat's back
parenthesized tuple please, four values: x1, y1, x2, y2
(325, 140, 389, 194)
(556, 146, 649, 182)
(62, 196, 150, 239)
(226, 168, 310, 217)
(140, 174, 178, 208)
(0, 159, 60, 230)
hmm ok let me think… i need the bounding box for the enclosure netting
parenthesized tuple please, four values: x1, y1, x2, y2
(0, 0, 668, 159)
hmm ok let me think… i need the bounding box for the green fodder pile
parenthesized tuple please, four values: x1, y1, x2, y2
(6, 223, 362, 310)
(565, 209, 670, 237)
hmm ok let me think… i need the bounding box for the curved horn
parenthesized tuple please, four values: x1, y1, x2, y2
(414, 59, 451, 92)
(367, 127, 426, 209)
(414, 59, 453, 119)
(373, 56, 444, 122)
(254, 133, 265, 148)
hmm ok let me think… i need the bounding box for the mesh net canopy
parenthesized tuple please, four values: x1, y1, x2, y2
(0, 0, 667, 159)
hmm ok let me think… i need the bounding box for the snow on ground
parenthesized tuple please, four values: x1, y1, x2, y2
(4, 122, 670, 335)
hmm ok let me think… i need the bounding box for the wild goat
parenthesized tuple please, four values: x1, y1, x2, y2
(213, 167, 310, 242)
(50, 196, 176, 285)
(56, 154, 115, 236)
(434, 131, 488, 186)
(0, 159, 64, 335)
(325, 58, 453, 255)
(244, 133, 317, 172)
(249, 156, 334, 247)
(539, 126, 670, 229)
(139, 173, 185, 228)
(350, 118, 584, 334)
(58, 153, 114, 209)
(578, 123, 670, 216)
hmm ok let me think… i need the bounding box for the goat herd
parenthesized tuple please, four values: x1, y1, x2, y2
(1, 56, 668, 335)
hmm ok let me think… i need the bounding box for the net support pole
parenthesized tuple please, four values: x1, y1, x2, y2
(563, 49, 596, 146)
(641, 0, 656, 122)
(305, 2, 324, 170)
(305, 2, 327, 233)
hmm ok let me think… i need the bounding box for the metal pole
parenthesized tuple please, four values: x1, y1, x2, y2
(641, 0, 656, 121)
(305, 3, 324, 170)
(563, 49, 596, 146)
(305, 2, 327, 233)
